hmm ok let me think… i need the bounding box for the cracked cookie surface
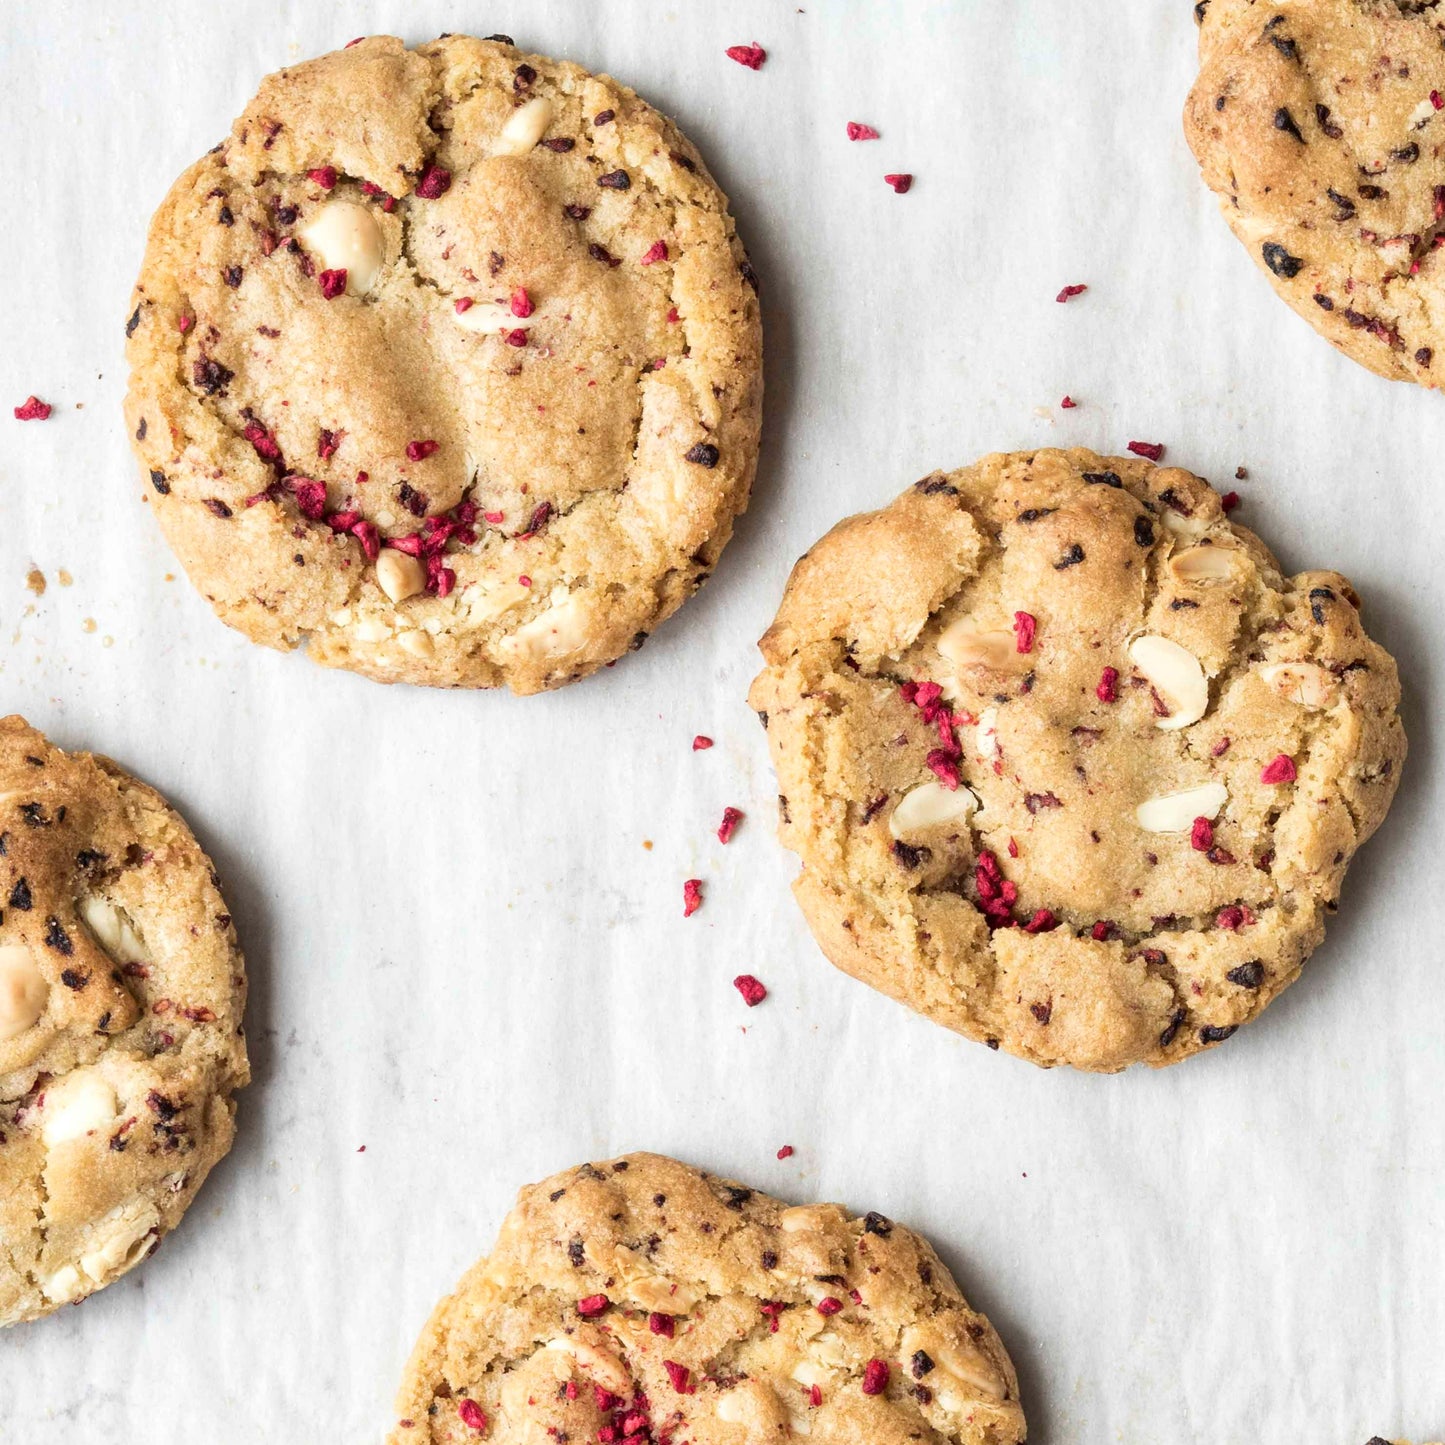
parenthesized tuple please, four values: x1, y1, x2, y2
(0, 717, 247, 1324)
(124, 34, 762, 693)
(389, 1152, 1025, 1445)
(748, 449, 1404, 1071)
(1185, 0, 1445, 387)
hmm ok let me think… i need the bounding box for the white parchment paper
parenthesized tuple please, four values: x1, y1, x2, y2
(1, 3, 1442, 1441)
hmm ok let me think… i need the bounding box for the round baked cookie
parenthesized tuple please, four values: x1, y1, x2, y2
(0, 718, 247, 1324)
(124, 34, 762, 693)
(747, 448, 1404, 1072)
(390, 1152, 1025, 1445)
(1185, 0, 1445, 387)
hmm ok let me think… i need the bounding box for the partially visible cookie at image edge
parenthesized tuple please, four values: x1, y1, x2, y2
(748, 448, 1404, 1072)
(1186, 0, 1445, 387)
(124, 34, 762, 693)
(389, 1152, 1025, 1444)
(0, 717, 248, 1324)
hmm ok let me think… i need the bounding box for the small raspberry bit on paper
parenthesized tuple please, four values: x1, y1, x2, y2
(576, 1293, 610, 1319)
(1013, 610, 1037, 654)
(405, 439, 439, 462)
(1096, 666, 1120, 703)
(776, 1144, 794, 1160)
(640, 239, 669, 265)
(510, 286, 534, 318)
(692, 735, 714, 751)
(717, 806, 744, 844)
(1221, 490, 1241, 512)
(317, 268, 348, 299)
(726, 42, 767, 69)
(733, 973, 767, 1007)
(306, 165, 337, 190)
(884, 172, 913, 193)
(457, 1399, 488, 1432)
(13, 396, 51, 421)
(846, 121, 880, 140)
(1127, 439, 1165, 462)
(1190, 816, 1214, 852)
(1055, 283, 1087, 303)
(861, 1360, 890, 1396)
(1260, 753, 1297, 784)
(648, 1312, 675, 1337)
(414, 165, 452, 199)
(1060, 395, 1078, 409)
(683, 878, 703, 917)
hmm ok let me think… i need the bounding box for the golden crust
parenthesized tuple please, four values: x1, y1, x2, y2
(749, 449, 1405, 1072)
(389, 1152, 1025, 1445)
(124, 35, 762, 693)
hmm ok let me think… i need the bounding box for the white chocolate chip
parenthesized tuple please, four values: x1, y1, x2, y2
(778, 1203, 844, 1234)
(453, 300, 534, 334)
(715, 1380, 789, 1431)
(375, 549, 427, 604)
(1260, 661, 1338, 708)
(354, 616, 394, 643)
(889, 781, 980, 840)
(0, 945, 48, 1042)
(398, 629, 435, 659)
(463, 578, 533, 623)
(1411, 96, 1440, 129)
(938, 617, 1017, 671)
(500, 590, 591, 663)
(1168, 545, 1236, 585)
(625, 1274, 699, 1313)
(78, 894, 150, 966)
(1160, 509, 1207, 541)
(495, 95, 555, 156)
(976, 706, 1000, 760)
(41, 1265, 85, 1305)
(40, 1069, 118, 1148)
(1128, 634, 1209, 729)
(80, 1204, 160, 1284)
(544, 1337, 631, 1397)
(299, 200, 384, 294)
(900, 1326, 1006, 1403)
(1135, 781, 1228, 833)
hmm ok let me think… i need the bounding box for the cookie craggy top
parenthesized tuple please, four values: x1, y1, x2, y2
(1186, 0, 1445, 386)
(391, 1152, 1024, 1445)
(124, 34, 762, 692)
(749, 449, 1403, 1071)
(0, 718, 247, 1324)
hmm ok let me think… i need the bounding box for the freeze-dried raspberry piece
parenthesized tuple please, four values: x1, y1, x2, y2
(1013, 611, 1037, 654)
(640, 239, 669, 265)
(692, 735, 714, 751)
(405, 439, 439, 462)
(510, 287, 534, 318)
(1190, 817, 1214, 852)
(13, 395, 51, 421)
(318, 268, 348, 299)
(576, 1294, 610, 1318)
(717, 806, 744, 844)
(663, 1360, 693, 1394)
(414, 165, 451, 199)
(846, 122, 880, 140)
(1127, 440, 1164, 462)
(648, 1311, 674, 1337)
(733, 974, 767, 1006)
(1260, 754, 1297, 784)
(306, 166, 337, 190)
(1096, 666, 1120, 703)
(726, 42, 767, 69)
(683, 879, 703, 917)
(457, 1399, 487, 1432)
(884, 173, 913, 193)
(1055, 283, 1087, 302)
(862, 1359, 890, 1395)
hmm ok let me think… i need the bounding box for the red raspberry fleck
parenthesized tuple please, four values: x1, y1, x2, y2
(1220, 490, 1241, 512)
(663, 1361, 693, 1394)
(1091, 919, 1117, 941)
(457, 1399, 488, 1432)
(1061, 395, 1078, 409)
(1127, 440, 1165, 462)
(306, 166, 337, 190)
(414, 165, 451, 199)
(733, 974, 767, 1007)
(328, 509, 361, 533)
(243, 419, 282, 462)
(388, 534, 424, 557)
(317, 427, 343, 461)
(576, 1293, 610, 1319)
(1216, 905, 1247, 930)
(405, 439, 439, 462)
(178, 314, 194, 333)
(926, 750, 962, 789)
(518, 574, 531, 588)
(760, 1300, 785, 1333)
(1191, 816, 1214, 852)
(1056, 283, 1087, 302)
(861, 1359, 890, 1396)
(717, 806, 744, 844)
(287, 478, 328, 521)
(1212, 737, 1232, 758)
(776, 1144, 794, 1160)
(1260, 754, 1297, 785)
(726, 42, 767, 69)
(683, 879, 703, 917)
(692, 735, 714, 751)
(648, 1312, 674, 1337)
(975, 850, 1019, 929)
(1007, 837, 1019, 858)
(454, 297, 474, 314)
(13, 395, 51, 421)
(350, 520, 380, 561)
(884, 172, 913, 193)
(1013, 610, 1037, 654)
(510, 287, 534, 318)
(1096, 666, 1120, 703)
(1433, 89, 1443, 109)
(667, 306, 681, 324)
(504, 328, 529, 347)
(318, 268, 348, 299)
(808, 1385, 823, 1408)
(1022, 908, 1059, 934)
(640, 240, 669, 265)
(816, 1297, 843, 1316)
(846, 121, 880, 140)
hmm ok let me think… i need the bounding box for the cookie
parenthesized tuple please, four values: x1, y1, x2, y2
(124, 34, 762, 693)
(1185, 0, 1445, 387)
(0, 718, 248, 1324)
(748, 449, 1404, 1072)
(389, 1152, 1024, 1444)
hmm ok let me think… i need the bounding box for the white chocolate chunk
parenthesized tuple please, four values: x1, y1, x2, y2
(500, 590, 590, 663)
(544, 1336, 631, 1396)
(300, 200, 384, 294)
(79, 894, 150, 965)
(900, 1326, 1007, 1403)
(890, 781, 980, 839)
(716, 1380, 789, 1430)
(353, 616, 394, 643)
(1128, 634, 1209, 729)
(375, 549, 426, 604)
(495, 95, 555, 156)
(453, 300, 535, 333)
(463, 578, 533, 624)
(398, 629, 435, 659)
(976, 705, 1000, 760)
(40, 1069, 118, 1148)
(41, 1265, 85, 1305)
(80, 1205, 160, 1284)
(0, 945, 48, 1041)
(1260, 661, 1338, 708)
(1160, 509, 1207, 541)
(779, 1204, 845, 1234)
(939, 617, 1016, 671)
(1168, 545, 1236, 584)
(1135, 781, 1228, 834)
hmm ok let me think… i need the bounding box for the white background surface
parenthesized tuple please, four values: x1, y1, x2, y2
(1, 2, 1441, 1441)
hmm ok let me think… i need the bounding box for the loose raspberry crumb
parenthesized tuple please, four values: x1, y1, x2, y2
(884, 173, 913, 193)
(318, 268, 348, 299)
(1260, 754, 1297, 785)
(13, 396, 51, 421)
(648, 1311, 674, 1337)
(1056, 283, 1087, 303)
(1060, 395, 1077, 409)
(306, 166, 337, 190)
(733, 974, 767, 1007)
(503, 328, 529, 347)
(510, 286, 534, 318)
(405, 439, 439, 462)
(862, 1359, 890, 1396)
(847, 121, 880, 141)
(1022, 908, 1059, 934)
(640, 239, 669, 266)
(692, 735, 714, 751)
(518, 574, 532, 588)
(1096, 666, 1120, 703)
(1191, 816, 1214, 852)
(717, 806, 744, 844)
(817, 1296, 843, 1316)
(1013, 610, 1037, 654)
(414, 165, 452, 199)
(457, 1399, 488, 1432)
(663, 1360, 693, 1394)
(1127, 440, 1165, 462)
(1220, 490, 1241, 512)
(683, 879, 703, 917)
(576, 1293, 610, 1319)
(726, 42, 767, 69)
(776, 1144, 794, 1160)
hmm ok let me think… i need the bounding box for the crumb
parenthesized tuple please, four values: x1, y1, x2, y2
(82, 618, 97, 634)
(642, 839, 653, 851)
(24, 568, 45, 597)
(57, 569, 73, 587)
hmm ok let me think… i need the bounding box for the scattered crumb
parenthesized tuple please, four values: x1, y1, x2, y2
(57, 569, 73, 587)
(642, 839, 653, 851)
(24, 568, 45, 597)
(1235, 465, 1248, 480)
(776, 1145, 795, 1160)
(82, 618, 97, 634)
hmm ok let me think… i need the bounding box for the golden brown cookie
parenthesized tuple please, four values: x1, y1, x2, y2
(0, 718, 248, 1324)
(1185, 0, 1445, 386)
(748, 449, 1404, 1071)
(124, 34, 762, 692)
(389, 1152, 1025, 1444)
